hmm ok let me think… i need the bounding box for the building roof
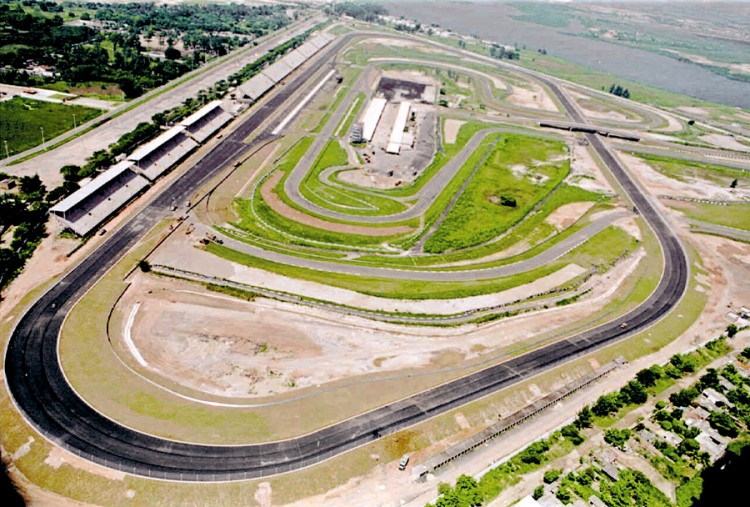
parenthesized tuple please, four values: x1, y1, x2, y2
(296, 42, 318, 59)
(386, 101, 411, 154)
(280, 48, 307, 69)
(262, 59, 293, 83)
(50, 161, 135, 214)
(180, 101, 224, 128)
(361, 97, 387, 142)
(240, 73, 276, 100)
(128, 126, 186, 162)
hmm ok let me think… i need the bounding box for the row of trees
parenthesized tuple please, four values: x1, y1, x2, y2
(0, 174, 50, 293)
(608, 83, 631, 99)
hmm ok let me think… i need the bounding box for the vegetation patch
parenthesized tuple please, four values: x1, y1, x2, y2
(0, 97, 100, 155)
(424, 134, 570, 253)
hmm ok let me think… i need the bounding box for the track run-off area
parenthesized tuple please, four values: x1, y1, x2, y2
(6, 24, 721, 483)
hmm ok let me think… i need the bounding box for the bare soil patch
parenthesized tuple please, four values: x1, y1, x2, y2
(261, 172, 413, 236)
(546, 201, 596, 229)
(444, 118, 465, 144)
(506, 83, 557, 111)
(699, 133, 750, 152)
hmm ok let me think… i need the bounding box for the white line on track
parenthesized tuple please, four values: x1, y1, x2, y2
(124, 302, 148, 368)
(272, 69, 336, 135)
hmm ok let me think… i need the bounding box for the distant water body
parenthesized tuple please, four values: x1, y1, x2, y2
(384, 1, 750, 109)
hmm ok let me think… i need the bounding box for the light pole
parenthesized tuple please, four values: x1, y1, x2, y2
(3, 140, 9, 159)
(40, 126, 45, 146)
(73, 113, 77, 129)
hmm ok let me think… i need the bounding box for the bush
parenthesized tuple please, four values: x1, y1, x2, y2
(519, 440, 550, 465)
(544, 469, 562, 484)
(138, 259, 151, 272)
(533, 485, 544, 500)
(604, 428, 631, 449)
(500, 195, 517, 207)
(561, 424, 585, 446)
(575, 406, 593, 429)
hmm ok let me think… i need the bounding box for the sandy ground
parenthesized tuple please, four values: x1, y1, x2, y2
(135, 227, 647, 399)
(567, 89, 633, 123)
(568, 142, 615, 194)
(699, 133, 750, 152)
(618, 151, 750, 201)
(443, 119, 465, 144)
(506, 82, 557, 112)
(260, 171, 413, 236)
(545, 202, 596, 230)
(613, 215, 642, 241)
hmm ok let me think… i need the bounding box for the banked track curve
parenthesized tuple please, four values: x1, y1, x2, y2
(4, 31, 689, 481)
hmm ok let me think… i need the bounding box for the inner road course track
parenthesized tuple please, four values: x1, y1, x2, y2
(4, 31, 689, 481)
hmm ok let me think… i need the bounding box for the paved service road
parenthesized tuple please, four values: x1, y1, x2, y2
(5, 31, 689, 482)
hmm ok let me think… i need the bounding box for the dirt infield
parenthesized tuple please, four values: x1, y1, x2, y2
(260, 171, 414, 236)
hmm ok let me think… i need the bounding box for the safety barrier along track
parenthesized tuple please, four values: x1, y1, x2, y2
(4, 31, 688, 482)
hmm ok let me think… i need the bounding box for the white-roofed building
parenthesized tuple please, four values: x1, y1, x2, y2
(386, 102, 411, 154)
(49, 161, 149, 236)
(361, 97, 387, 142)
(239, 73, 276, 101)
(179, 101, 233, 143)
(296, 42, 318, 59)
(128, 126, 199, 181)
(280, 48, 307, 69)
(262, 60, 293, 83)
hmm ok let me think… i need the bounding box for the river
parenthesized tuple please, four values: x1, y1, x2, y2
(382, 1, 750, 109)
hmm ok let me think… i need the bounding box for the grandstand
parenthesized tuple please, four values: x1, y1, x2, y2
(180, 101, 234, 144)
(128, 126, 199, 182)
(280, 48, 307, 69)
(236, 30, 337, 103)
(262, 59, 293, 83)
(49, 161, 149, 236)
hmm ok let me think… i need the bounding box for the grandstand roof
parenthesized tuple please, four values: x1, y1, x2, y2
(128, 126, 186, 162)
(50, 161, 135, 214)
(280, 48, 307, 69)
(296, 42, 317, 59)
(180, 101, 224, 128)
(241, 73, 276, 100)
(262, 59, 293, 83)
(361, 97, 387, 142)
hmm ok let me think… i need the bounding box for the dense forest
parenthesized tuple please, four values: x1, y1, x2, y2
(0, 0, 292, 97)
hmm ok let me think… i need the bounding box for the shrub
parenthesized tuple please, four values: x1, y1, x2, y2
(544, 469, 562, 484)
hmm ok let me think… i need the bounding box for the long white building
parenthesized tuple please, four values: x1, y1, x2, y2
(361, 97, 387, 142)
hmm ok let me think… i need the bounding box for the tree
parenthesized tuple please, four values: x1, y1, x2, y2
(593, 393, 623, 417)
(544, 469, 562, 483)
(575, 405, 593, 428)
(519, 441, 550, 465)
(500, 195, 517, 207)
(561, 424, 584, 445)
(670, 387, 699, 407)
(699, 368, 721, 391)
(708, 411, 739, 437)
(165, 45, 181, 60)
(636, 366, 663, 387)
(604, 428, 631, 449)
(138, 260, 151, 272)
(533, 485, 544, 500)
(620, 380, 648, 405)
(727, 323, 738, 338)
(19, 174, 45, 198)
(454, 474, 481, 506)
(730, 179, 738, 188)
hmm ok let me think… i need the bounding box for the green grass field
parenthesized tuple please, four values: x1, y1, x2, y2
(0, 97, 101, 156)
(424, 134, 569, 253)
(675, 202, 750, 231)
